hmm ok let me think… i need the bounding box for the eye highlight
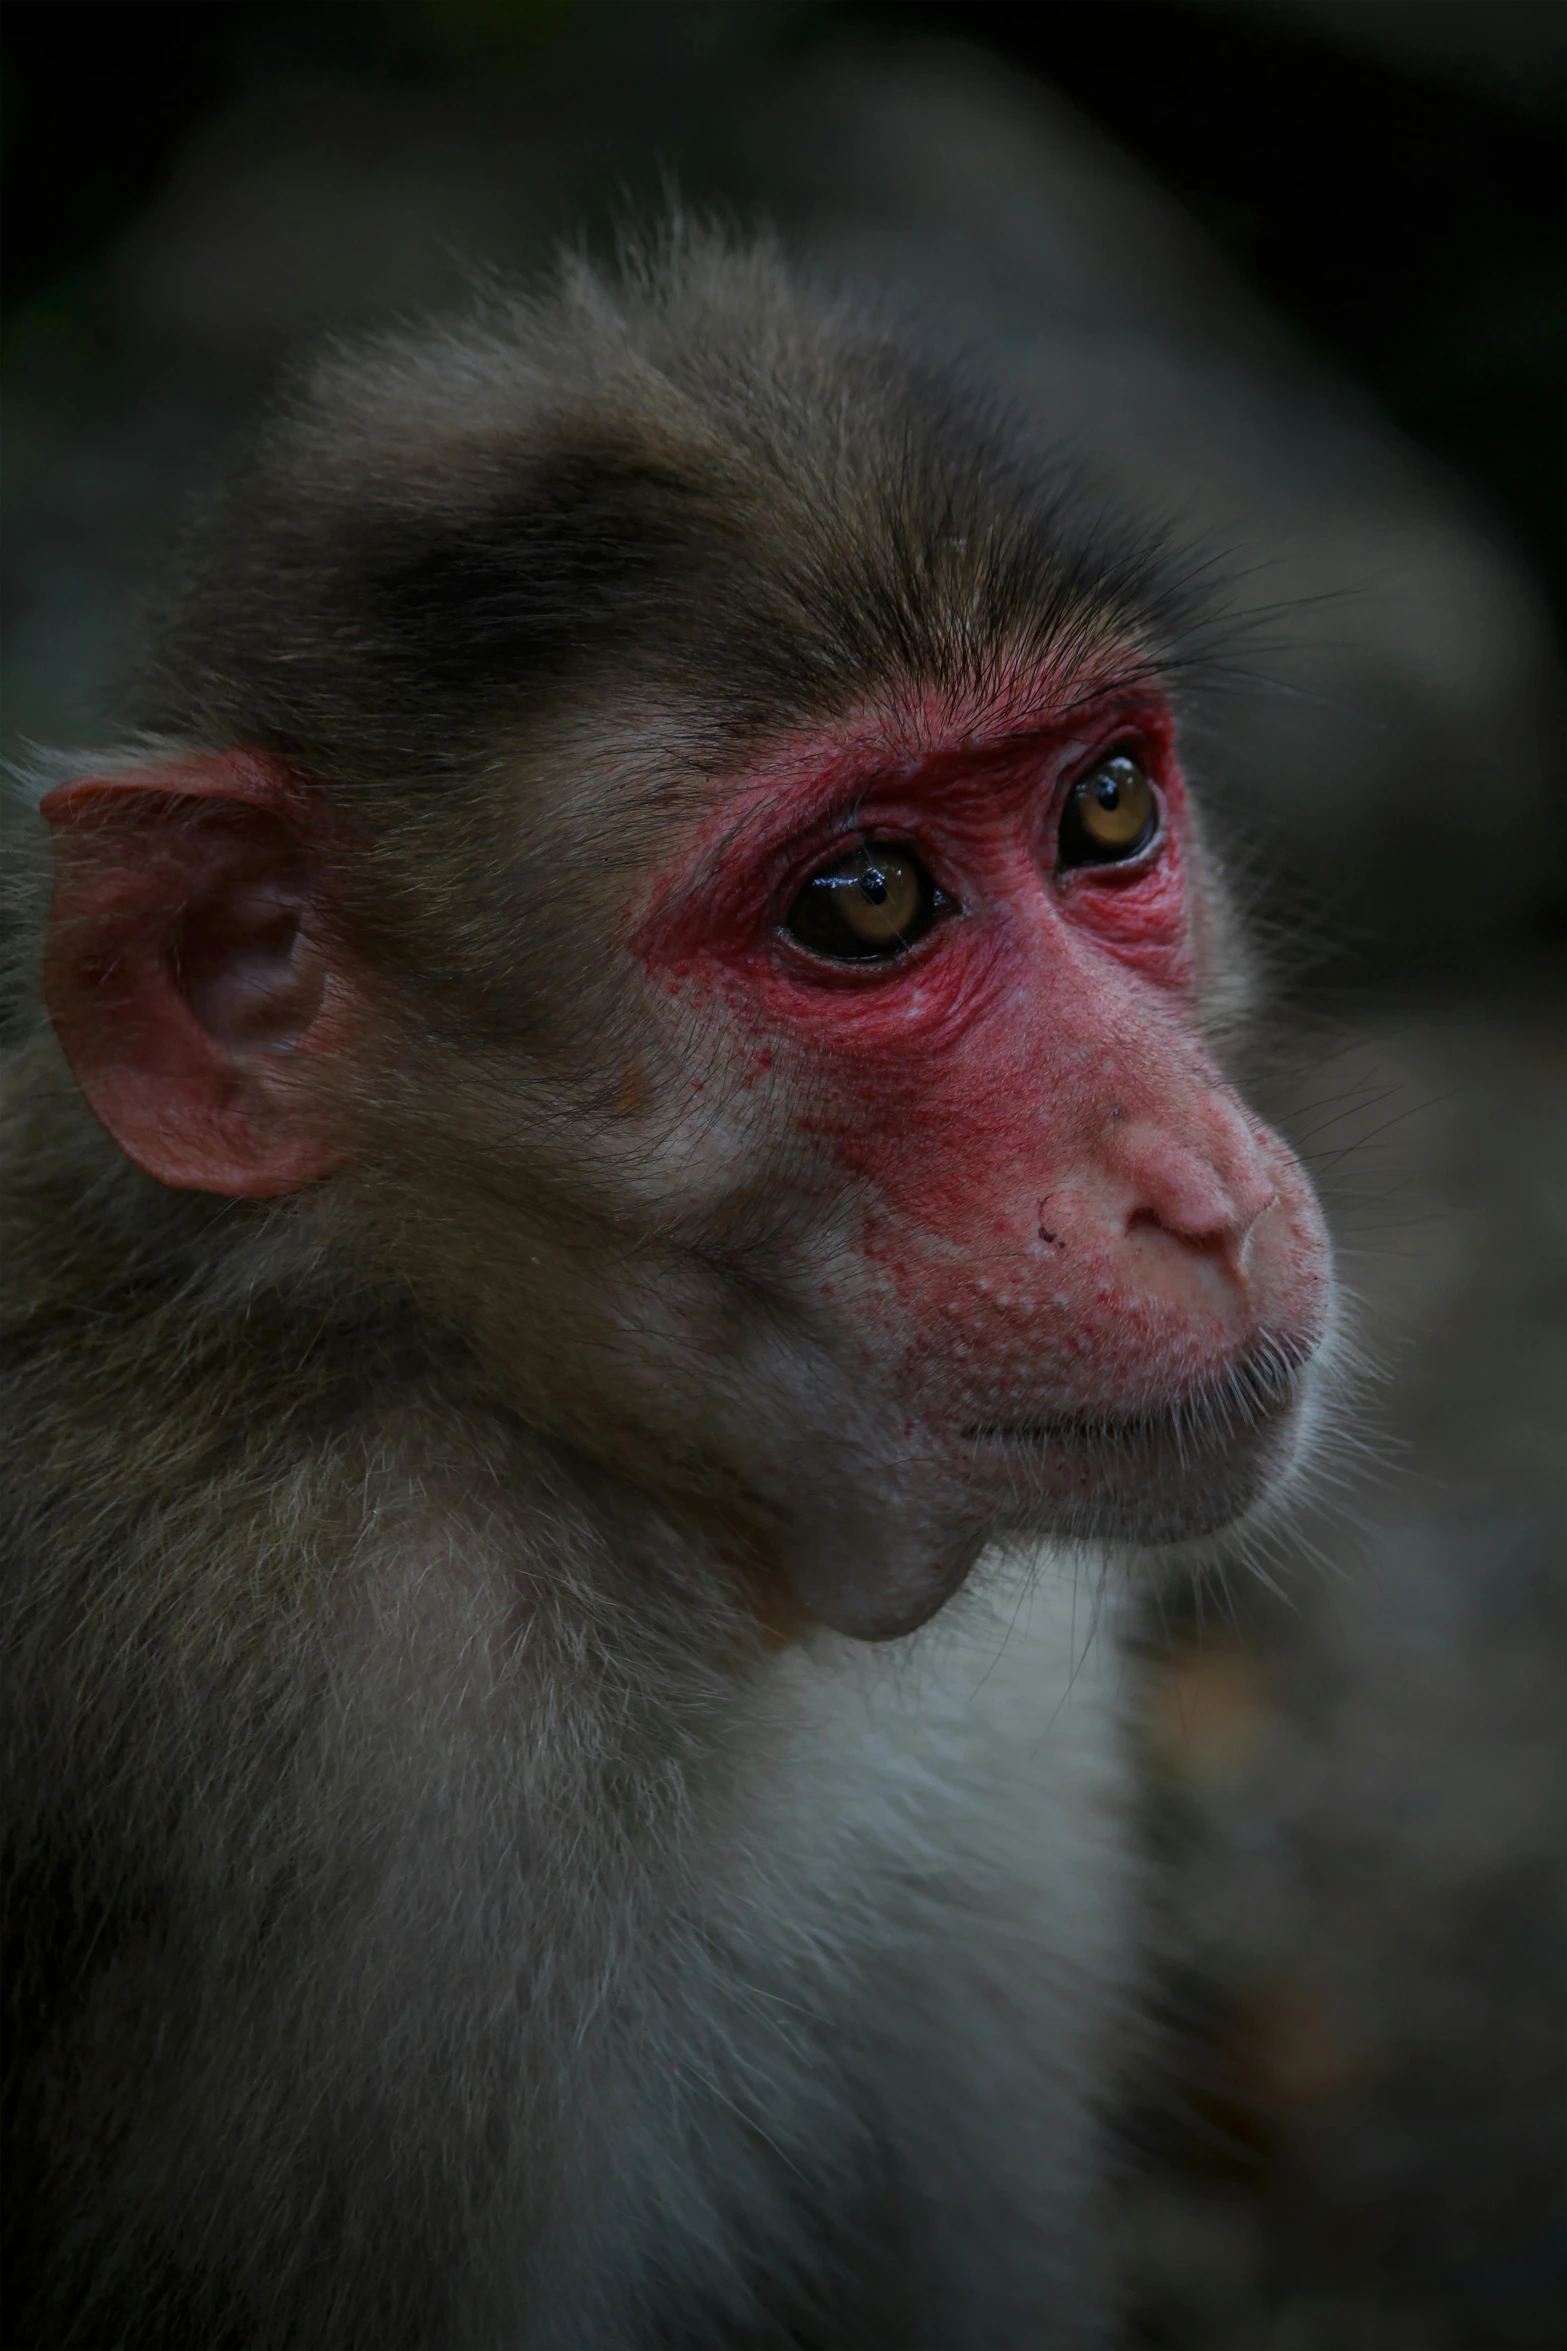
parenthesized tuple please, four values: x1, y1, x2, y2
(1058, 753, 1159, 869)
(785, 844, 945, 961)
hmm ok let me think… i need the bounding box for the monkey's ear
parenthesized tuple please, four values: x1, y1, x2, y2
(40, 753, 354, 1197)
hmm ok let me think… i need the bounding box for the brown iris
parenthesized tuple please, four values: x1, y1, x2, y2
(1058, 753, 1158, 869)
(786, 844, 941, 961)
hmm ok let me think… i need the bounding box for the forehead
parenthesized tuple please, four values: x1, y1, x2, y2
(137, 269, 1206, 844)
(495, 631, 1172, 918)
(357, 356, 1187, 766)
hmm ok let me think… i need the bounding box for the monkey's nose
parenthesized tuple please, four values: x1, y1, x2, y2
(1115, 1125, 1277, 1276)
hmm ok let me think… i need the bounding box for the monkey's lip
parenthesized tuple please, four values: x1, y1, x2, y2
(956, 1341, 1314, 1541)
(959, 1335, 1313, 1450)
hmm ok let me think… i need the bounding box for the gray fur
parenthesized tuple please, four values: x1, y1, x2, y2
(2, 231, 1319, 2347)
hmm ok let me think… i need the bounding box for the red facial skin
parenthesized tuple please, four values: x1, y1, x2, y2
(634, 672, 1331, 1513)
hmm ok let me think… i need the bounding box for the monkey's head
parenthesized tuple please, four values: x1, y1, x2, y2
(39, 237, 1332, 1639)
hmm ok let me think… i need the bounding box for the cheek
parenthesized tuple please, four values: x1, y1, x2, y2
(1057, 824, 1193, 990)
(785, 953, 1122, 1246)
(798, 996, 1045, 1245)
(770, 862, 1194, 1231)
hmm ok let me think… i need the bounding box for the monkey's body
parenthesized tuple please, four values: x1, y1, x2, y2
(4, 234, 1332, 2347)
(2, 1201, 1126, 2346)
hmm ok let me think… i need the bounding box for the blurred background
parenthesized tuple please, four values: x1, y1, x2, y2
(3, 4, 1563, 2343)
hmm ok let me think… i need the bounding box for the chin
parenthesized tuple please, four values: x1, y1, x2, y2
(959, 1344, 1319, 1548)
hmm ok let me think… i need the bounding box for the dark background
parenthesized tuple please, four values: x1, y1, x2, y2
(7, 1, 1563, 622)
(4, 7, 1564, 2346)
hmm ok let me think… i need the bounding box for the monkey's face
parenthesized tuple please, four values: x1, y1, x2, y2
(34, 255, 1340, 1647)
(39, 691, 1330, 1648)
(40, 681, 1331, 1645)
(632, 679, 1332, 1636)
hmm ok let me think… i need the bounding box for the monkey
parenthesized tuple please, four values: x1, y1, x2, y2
(0, 230, 1334, 2350)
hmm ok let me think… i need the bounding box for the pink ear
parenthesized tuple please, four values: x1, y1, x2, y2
(40, 753, 352, 1197)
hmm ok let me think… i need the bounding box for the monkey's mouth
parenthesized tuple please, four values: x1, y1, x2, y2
(959, 1339, 1315, 1542)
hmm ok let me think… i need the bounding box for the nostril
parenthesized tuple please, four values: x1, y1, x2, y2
(1123, 1159, 1236, 1248)
(1128, 1202, 1216, 1244)
(1113, 1123, 1280, 1258)
(1125, 1206, 1237, 1273)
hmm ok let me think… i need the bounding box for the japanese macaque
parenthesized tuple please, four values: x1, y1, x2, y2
(1, 232, 1333, 2350)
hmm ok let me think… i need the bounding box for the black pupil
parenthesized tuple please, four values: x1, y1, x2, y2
(860, 870, 889, 904)
(1095, 778, 1122, 811)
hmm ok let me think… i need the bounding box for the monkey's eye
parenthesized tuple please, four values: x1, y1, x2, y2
(785, 844, 944, 961)
(1058, 753, 1159, 869)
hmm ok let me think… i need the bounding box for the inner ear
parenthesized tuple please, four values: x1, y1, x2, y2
(176, 848, 325, 1051)
(41, 759, 354, 1198)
